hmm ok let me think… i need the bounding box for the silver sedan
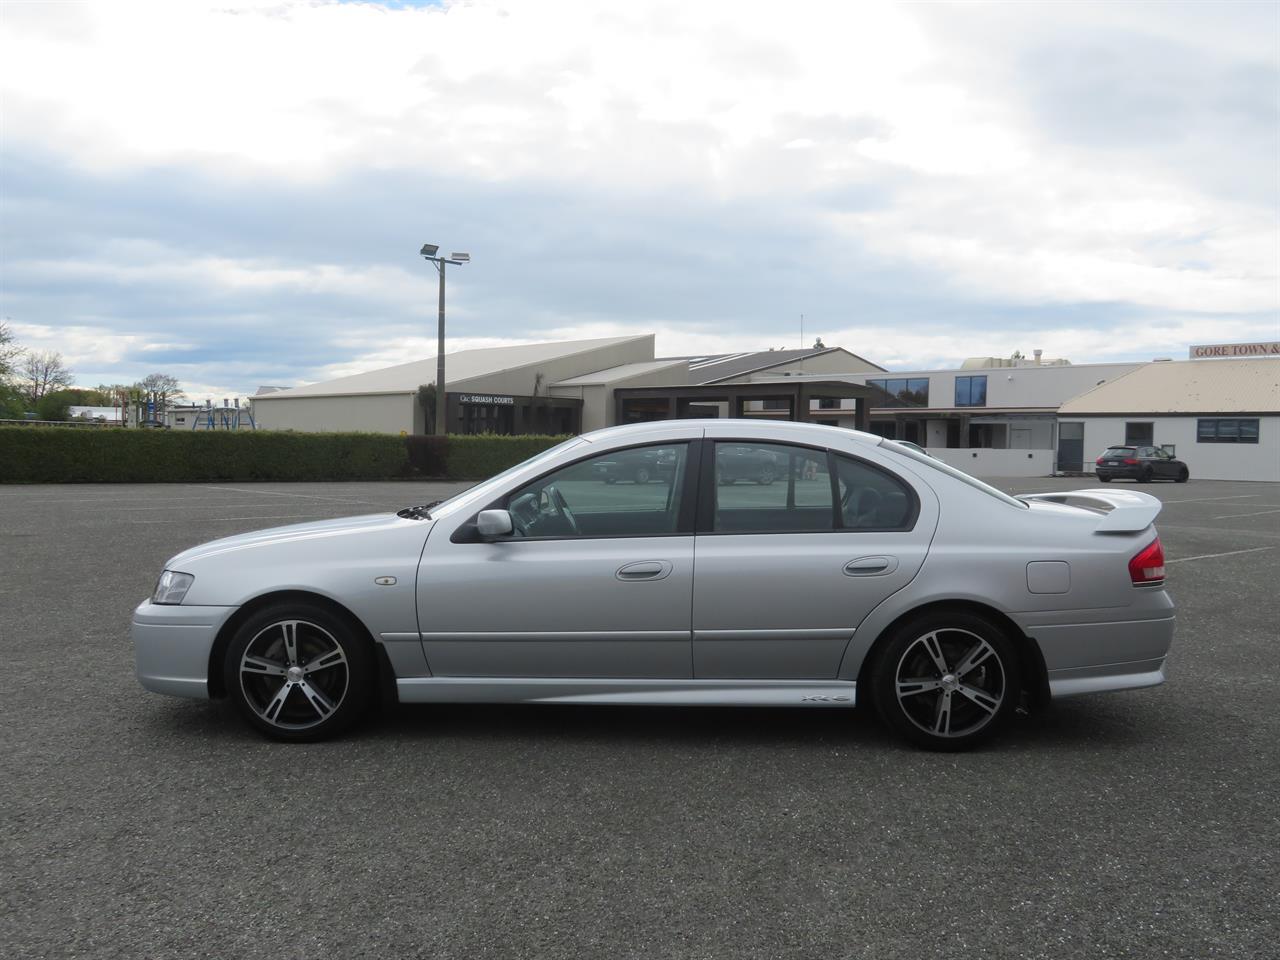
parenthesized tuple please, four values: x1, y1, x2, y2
(133, 420, 1175, 750)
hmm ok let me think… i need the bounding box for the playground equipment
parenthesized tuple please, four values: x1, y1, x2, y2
(189, 398, 256, 431)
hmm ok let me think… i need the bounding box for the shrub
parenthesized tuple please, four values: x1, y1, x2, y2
(444, 434, 570, 479)
(0, 428, 573, 483)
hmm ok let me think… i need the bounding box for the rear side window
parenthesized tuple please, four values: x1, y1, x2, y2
(712, 442, 833, 533)
(1102, 447, 1136, 458)
(835, 455, 916, 529)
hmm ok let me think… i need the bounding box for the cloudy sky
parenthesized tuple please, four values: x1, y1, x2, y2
(1, 0, 1277, 400)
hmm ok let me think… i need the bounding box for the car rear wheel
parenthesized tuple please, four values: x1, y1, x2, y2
(870, 611, 1021, 751)
(1098, 475, 1112, 483)
(634, 467, 651, 484)
(757, 465, 775, 485)
(225, 602, 374, 742)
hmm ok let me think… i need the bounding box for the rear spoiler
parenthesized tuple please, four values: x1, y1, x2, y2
(1016, 489, 1162, 533)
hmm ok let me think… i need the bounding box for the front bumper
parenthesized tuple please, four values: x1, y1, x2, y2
(132, 600, 236, 700)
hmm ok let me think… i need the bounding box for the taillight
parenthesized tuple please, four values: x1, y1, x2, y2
(1095, 456, 1104, 465)
(1123, 458, 1140, 465)
(1129, 538, 1165, 585)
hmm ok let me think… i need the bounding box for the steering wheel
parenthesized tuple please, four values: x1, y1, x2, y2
(545, 483, 580, 535)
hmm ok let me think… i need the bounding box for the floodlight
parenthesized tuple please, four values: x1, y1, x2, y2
(420, 243, 439, 257)
(451, 252, 470, 262)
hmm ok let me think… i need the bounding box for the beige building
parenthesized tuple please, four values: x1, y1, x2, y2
(1058, 357, 1280, 482)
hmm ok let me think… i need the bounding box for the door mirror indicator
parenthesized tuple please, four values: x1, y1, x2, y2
(476, 509, 514, 539)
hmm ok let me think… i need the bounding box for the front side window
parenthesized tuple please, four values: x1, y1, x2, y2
(955, 375, 987, 407)
(505, 443, 689, 538)
(713, 443, 833, 533)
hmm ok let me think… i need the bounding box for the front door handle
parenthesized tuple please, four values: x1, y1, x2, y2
(616, 560, 673, 581)
(844, 556, 898, 577)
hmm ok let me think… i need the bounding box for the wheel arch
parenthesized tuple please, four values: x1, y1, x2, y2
(854, 599, 1050, 712)
(206, 589, 396, 706)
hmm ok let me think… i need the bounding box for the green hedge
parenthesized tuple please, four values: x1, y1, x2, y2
(0, 427, 569, 483)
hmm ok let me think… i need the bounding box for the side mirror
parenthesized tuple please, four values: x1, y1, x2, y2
(476, 509, 513, 539)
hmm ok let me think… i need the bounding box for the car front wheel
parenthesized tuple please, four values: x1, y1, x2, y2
(870, 611, 1021, 751)
(225, 602, 374, 742)
(1176, 467, 1189, 483)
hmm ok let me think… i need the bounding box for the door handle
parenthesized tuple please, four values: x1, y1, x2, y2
(616, 560, 673, 581)
(844, 556, 898, 576)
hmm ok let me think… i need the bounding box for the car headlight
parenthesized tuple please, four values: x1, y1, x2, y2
(153, 570, 195, 605)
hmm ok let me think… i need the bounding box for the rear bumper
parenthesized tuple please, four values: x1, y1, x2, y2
(1031, 609, 1175, 699)
(132, 600, 236, 699)
(1095, 466, 1142, 480)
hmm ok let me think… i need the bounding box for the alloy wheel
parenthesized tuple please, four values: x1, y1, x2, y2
(894, 627, 1006, 739)
(238, 619, 350, 731)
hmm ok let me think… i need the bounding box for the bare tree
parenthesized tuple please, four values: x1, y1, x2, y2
(137, 372, 185, 402)
(21, 350, 74, 403)
(0, 321, 22, 381)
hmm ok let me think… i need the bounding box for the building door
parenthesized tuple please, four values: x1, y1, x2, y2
(1125, 422, 1154, 446)
(1057, 421, 1084, 472)
(1010, 427, 1033, 449)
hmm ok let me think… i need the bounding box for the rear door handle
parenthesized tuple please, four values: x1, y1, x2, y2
(844, 556, 898, 576)
(616, 560, 673, 581)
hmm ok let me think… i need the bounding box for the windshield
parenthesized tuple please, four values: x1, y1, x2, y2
(420, 437, 587, 518)
(879, 439, 1028, 509)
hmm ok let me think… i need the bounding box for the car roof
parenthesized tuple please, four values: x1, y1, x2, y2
(578, 418, 884, 449)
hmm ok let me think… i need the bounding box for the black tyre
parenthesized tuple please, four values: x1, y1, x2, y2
(634, 467, 651, 484)
(870, 610, 1021, 751)
(1098, 475, 1112, 483)
(224, 601, 375, 742)
(757, 465, 775, 485)
(1138, 468, 1153, 483)
(1176, 468, 1189, 483)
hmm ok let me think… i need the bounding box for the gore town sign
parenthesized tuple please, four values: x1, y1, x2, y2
(1189, 341, 1280, 359)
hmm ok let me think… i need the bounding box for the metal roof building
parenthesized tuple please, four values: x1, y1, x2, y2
(1058, 357, 1280, 481)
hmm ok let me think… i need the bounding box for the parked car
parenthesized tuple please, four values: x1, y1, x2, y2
(593, 446, 678, 484)
(134, 421, 1174, 751)
(1095, 445, 1189, 483)
(716, 444, 780, 484)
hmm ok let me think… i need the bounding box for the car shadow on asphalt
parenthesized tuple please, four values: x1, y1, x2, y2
(135, 691, 1169, 755)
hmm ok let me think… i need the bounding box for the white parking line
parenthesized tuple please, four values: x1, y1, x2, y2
(197, 485, 375, 505)
(130, 514, 324, 524)
(1209, 508, 1280, 521)
(1166, 546, 1275, 564)
(1161, 495, 1259, 504)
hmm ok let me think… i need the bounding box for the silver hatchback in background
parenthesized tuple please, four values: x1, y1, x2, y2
(133, 421, 1174, 750)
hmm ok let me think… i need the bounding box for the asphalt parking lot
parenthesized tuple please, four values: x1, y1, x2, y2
(3, 476, 1278, 959)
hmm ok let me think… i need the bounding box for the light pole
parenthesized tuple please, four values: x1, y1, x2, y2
(419, 244, 470, 435)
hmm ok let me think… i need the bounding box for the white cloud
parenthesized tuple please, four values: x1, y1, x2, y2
(1, 0, 1275, 385)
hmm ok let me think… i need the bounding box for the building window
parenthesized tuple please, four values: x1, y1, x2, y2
(954, 375, 987, 407)
(1125, 422, 1154, 446)
(867, 378, 929, 408)
(761, 399, 790, 411)
(1198, 418, 1260, 443)
(817, 397, 842, 409)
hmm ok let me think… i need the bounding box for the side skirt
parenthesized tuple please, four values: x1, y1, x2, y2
(395, 677, 859, 707)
